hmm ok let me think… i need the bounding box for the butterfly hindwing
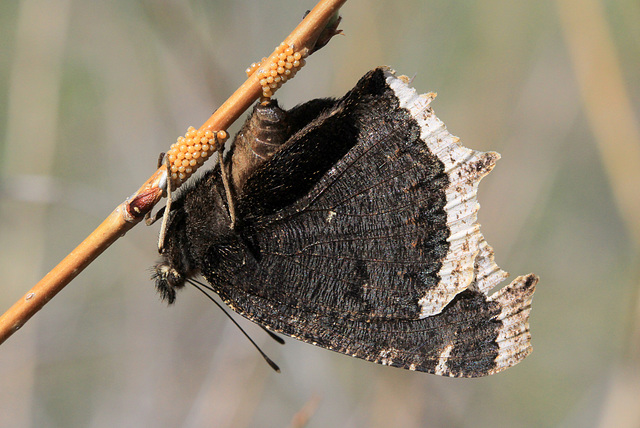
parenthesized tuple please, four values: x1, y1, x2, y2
(196, 68, 536, 377)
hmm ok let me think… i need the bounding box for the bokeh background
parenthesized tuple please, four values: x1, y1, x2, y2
(1, 0, 639, 427)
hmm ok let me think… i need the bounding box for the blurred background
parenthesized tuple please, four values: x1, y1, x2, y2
(1, 0, 639, 427)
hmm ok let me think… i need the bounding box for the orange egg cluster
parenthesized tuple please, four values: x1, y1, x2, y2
(246, 43, 307, 99)
(165, 127, 228, 185)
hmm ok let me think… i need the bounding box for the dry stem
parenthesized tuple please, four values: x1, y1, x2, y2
(0, 0, 347, 345)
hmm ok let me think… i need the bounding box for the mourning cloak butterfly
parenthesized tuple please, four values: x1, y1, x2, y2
(152, 67, 538, 377)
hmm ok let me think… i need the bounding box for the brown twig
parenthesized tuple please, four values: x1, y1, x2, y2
(0, 0, 347, 346)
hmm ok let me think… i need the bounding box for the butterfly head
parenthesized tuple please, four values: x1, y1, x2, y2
(152, 261, 186, 304)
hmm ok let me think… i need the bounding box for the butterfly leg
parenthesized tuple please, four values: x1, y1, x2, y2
(218, 134, 238, 229)
(156, 155, 175, 251)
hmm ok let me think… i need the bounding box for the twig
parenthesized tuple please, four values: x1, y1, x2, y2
(0, 0, 347, 345)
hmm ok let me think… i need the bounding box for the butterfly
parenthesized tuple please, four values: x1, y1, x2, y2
(152, 67, 537, 377)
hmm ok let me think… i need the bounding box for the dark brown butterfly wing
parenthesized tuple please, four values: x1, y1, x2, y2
(198, 68, 536, 377)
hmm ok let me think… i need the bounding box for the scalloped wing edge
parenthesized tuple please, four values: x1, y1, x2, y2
(385, 67, 537, 375)
(384, 67, 507, 317)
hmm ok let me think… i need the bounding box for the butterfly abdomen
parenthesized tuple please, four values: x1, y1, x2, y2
(230, 100, 292, 195)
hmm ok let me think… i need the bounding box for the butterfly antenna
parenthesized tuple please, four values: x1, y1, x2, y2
(191, 278, 285, 345)
(187, 279, 281, 373)
(259, 324, 286, 345)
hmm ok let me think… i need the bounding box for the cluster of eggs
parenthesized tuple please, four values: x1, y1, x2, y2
(165, 127, 228, 185)
(163, 45, 306, 186)
(246, 42, 306, 99)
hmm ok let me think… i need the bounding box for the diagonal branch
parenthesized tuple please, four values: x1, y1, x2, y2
(0, 0, 347, 346)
